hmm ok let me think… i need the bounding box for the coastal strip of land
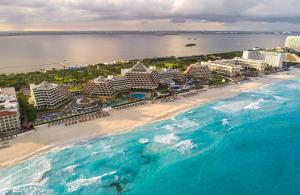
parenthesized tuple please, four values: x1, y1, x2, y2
(1, 68, 299, 168)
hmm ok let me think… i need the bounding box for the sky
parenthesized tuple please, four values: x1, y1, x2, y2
(0, 0, 300, 31)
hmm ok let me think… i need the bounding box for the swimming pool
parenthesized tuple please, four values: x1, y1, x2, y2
(128, 93, 146, 99)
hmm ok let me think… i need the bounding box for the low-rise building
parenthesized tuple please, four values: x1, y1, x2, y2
(184, 62, 211, 79)
(232, 58, 269, 72)
(158, 68, 185, 84)
(30, 81, 72, 109)
(84, 75, 131, 97)
(122, 62, 159, 89)
(0, 88, 21, 135)
(201, 60, 243, 77)
(242, 50, 286, 68)
(72, 96, 98, 111)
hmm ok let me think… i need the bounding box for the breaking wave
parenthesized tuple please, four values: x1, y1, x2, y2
(213, 99, 264, 113)
(0, 157, 51, 194)
(63, 164, 79, 174)
(221, 118, 230, 125)
(66, 171, 117, 192)
(138, 138, 150, 144)
(154, 134, 179, 144)
(175, 140, 197, 152)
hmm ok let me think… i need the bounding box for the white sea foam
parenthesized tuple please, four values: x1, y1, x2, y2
(84, 143, 93, 149)
(286, 83, 300, 90)
(273, 95, 287, 103)
(66, 171, 117, 192)
(9, 181, 53, 195)
(154, 134, 179, 144)
(221, 118, 229, 125)
(213, 100, 251, 112)
(63, 164, 79, 174)
(66, 176, 101, 192)
(213, 99, 264, 113)
(177, 120, 198, 129)
(244, 99, 264, 110)
(50, 144, 73, 153)
(91, 151, 100, 156)
(104, 145, 112, 151)
(163, 124, 176, 132)
(175, 140, 196, 152)
(138, 138, 150, 144)
(0, 157, 51, 194)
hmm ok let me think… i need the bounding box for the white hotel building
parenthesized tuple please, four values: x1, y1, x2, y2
(201, 60, 243, 77)
(84, 75, 131, 97)
(285, 36, 300, 53)
(0, 88, 21, 135)
(233, 58, 269, 72)
(242, 50, 286, 68)
(30, 81, 72, 109)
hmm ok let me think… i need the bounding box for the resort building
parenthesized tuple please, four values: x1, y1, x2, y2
(71, 96, 98, 111)
(158, 68, 185, 84)
(201, 60, 243, 77)
(242, 50, 286, 68)
(0, 88, 21, 135)
(232, 58, 269, 72)
(30, 81, 72, 109)
(84, 75, 131, 97)
(285, 36, 300, 52)
(286, 53, 300, 64)
(184, 62, 212, 79)
(122, 62, 159, 90)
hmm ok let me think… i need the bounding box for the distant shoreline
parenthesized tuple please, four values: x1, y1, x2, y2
(0, 30, 299, 37)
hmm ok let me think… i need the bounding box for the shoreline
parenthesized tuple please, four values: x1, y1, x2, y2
(1, 68, 300, 168)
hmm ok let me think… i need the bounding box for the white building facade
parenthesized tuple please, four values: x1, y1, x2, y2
(0, 88, 21, 134)
(242, 50, 286, 68)
(233, 58, 269, 72)
(285, 36, 300, 52)
(201, 60, 243, 77)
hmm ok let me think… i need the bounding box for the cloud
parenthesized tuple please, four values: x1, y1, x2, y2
(0, 0, 299, 30)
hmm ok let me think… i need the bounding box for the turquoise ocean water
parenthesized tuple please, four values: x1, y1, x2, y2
(1, 76, 300, 194)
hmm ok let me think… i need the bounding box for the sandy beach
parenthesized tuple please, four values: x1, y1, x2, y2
(1, 68, 300, 168)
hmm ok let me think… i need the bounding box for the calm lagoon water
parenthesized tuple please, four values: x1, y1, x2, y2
(1, 75, 300, 194)
(0, 32, 289, 73)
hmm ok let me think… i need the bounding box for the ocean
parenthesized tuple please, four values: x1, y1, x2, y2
(0, 32, 292, 74)
(1, 74, 300, 194)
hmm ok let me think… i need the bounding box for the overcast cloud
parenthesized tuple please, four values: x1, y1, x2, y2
(0, 0, 299, 31)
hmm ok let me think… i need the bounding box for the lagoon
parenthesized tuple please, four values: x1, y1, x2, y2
(0, 32, 290, 74)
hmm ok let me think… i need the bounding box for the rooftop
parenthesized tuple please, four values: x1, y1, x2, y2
(130, 62, 148, 72)
(245, 49, 286, 53)
(0, 87, 18, 113)
(94, 75, 126, 83)
(190, 62, 208, 67)
(203, 59, 242, 68)
(30, 81, 58, 90)
(121, 62, 155, 75)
